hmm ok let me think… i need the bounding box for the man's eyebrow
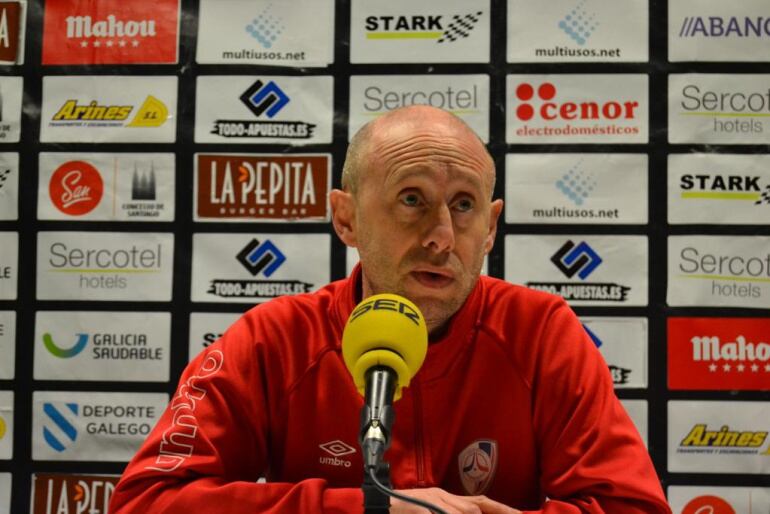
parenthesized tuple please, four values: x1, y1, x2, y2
(386, 167, 485, 191)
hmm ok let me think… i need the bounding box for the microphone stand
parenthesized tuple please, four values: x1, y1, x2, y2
(360, 366, 396, 513)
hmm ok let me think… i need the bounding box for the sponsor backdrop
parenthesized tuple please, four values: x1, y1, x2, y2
(0, 0, 767, 512)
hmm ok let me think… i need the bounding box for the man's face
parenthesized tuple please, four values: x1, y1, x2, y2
(346, 115, 502, 334)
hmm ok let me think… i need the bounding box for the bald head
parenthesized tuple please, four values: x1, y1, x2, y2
(342, 106, 495, 197)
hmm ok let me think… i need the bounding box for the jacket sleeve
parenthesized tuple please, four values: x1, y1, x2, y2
(522, 301, 671, 514)
(108, 314, 362, 513)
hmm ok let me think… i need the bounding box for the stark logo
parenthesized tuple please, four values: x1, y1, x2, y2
(682, 495, 735, 514)
(458, 439, 497, 495)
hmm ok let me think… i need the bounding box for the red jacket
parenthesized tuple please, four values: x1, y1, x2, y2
(110, 268, 671, 513)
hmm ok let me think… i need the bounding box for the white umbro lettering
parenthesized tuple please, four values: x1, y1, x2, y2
(319, 440, 355, 467)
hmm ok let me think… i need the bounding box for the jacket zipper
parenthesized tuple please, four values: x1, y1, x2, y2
(413, 381, 426, 485)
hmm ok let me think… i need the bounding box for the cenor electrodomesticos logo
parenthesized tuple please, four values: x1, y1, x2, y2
(49, 160, 104, 216)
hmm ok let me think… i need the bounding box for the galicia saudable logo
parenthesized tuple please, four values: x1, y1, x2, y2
(680, 173, 770, 206)
(557, 0, 598, 46)
(365, 12, 483, 43)
(211, 79, 315, 139)
(43, 402, 78, 452)
(526, 240, 631, 302)
(43, 332, 88, 358)
(207, 238, 313, 299)
(245, 4, 285, 49)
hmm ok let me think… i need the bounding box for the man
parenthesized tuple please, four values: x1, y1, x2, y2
(110, 106, 671, 513)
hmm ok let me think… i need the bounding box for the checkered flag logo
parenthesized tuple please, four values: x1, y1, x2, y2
(755, 185, 770, 205)
(236, 238, 286, 277)
(0, 169, 10, 191)
(437, 11, 483, 43)
(240, 80, 290, 119)
(551, 240, 603, 280)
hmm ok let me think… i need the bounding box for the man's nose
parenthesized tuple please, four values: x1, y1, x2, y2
(421, 203, 455, 253)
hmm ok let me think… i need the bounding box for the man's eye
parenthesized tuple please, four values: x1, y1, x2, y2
(401, 193, 420, 206)
(455, 198, 474, 212)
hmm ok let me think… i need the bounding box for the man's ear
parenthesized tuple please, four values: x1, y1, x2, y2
(484, 199, 503, 254)
(329, 189, 357, 247)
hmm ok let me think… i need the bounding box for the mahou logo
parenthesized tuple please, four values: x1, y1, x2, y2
(668, 317, 770, 390)
(682, 495, 735, 514)
(49, 161, 104, 216)
(41, 0, 180, 65)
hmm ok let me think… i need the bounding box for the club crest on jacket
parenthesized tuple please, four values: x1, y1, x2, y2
(458, 439, 498, 495)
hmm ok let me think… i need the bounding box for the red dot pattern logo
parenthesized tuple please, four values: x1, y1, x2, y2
(49, 160, 104, 216)
(515, 82, 556, 120)
(682, 495, 736, 514)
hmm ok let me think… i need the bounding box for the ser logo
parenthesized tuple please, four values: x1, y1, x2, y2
(526, 240, 631, 302)
(208, 238, 313, 300)
(365, 12, 483, 44)
(43, 402, 79, 452)
(211, 79, 316, 140)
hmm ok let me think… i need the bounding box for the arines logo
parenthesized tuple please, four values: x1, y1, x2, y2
(527, 240, 631, 302)
(679, 84, 769, 136)
(207, 239, 313, 299)
(678, 424, 770, 456)
(211, 80, 315, 139)
(0, 412, 6, 440)
(50, 95, 168, 129)
(196, 154, 330, 221)
(680, 173, 770, 206)
(319, 440, 356, 468)
(48, 161, 104, 216)
(365, 12, 483, 43)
